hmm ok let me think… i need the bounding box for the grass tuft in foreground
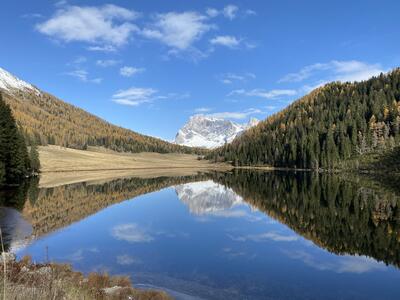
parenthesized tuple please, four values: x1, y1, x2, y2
(0, 254, 171, 300)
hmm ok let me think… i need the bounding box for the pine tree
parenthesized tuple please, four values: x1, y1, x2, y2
(0, 92, 31, 184)
(29, 142, 41, 173)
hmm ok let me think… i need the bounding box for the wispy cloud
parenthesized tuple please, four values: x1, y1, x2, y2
(87, 45, 117, 52)
(285, 250, 387, 274)
(116, 254, 139, 265)
(112, 87, 189, 106)
(229, 231, 299, 242)
(229, 88, 297, 99)
(66, 69, 102, 84)
(205, 8, 219, 18)
(112, 87, 156, 106)
(219, 72, 256, 84)
(21, 13, 43, 19)
(119, 66, 145, 77)
(245, 9, 257, 16)
(68, 55, 87, 65)
(279, 60, 385, 83)
(223, 5, 239, 20)
(206, 5, 254, 19)
(66, 247, 99, 262)
(96, 59, 121, 67)
(207, 108, 263, 120)
(210, 35, 241, 48)
(195, 107, 212, 113)
(36, 4, 139, 49)
(111, 223, 154, 243)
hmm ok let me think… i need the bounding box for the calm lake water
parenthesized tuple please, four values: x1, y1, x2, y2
(1, 171, 400, 299)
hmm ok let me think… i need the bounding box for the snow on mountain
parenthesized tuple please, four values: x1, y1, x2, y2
(0, 67, 40, 95)
(175, 115, 259, 149)
(175, 180, 244, 215)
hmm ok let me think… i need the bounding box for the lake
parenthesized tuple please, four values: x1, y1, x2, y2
(1, 171, 400, 299)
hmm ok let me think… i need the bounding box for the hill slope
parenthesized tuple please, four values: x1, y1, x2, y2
(208, 69, 400, 169)
(0, 67, 205, 154)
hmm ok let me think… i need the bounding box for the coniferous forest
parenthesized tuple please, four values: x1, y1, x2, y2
(0, 92, 39, 185)
(208, 69, 400, 169)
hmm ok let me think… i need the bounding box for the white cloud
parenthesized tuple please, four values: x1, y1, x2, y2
(119, 66, 145, 77)
(96, 59, 120, 67)
(207, 5, 254, 19)
(229, 231, 299, 242)
(66, 69, 102, 83)
(265, 105, 277, 111)
(245, 9, 257, 16)
(36, 4, 138, 49)
(223, 5, 239, 20)
(116, 254, 139, 265)
(21, 13, 43, 19)
(111, 223, 153, 243)
(229, 88, 297, 99)
(219, 72, 256, 84)
(142, 12, 213, 50)
(210, 35, 241, 48)
(285, 250, 387, 274)
(112, 87, 156, 106)
(209, 209, 249, 218)
(331, 60, 385, 82)
(207, 108, 262, 120)
(279, 60, 385, 83)
(112, 87, 188, 106)
(195, 107, 212, 113)
(55, 0, 68, 7)
(206, 8, 219, 18)
(87, 45, 117, 52)
(66, 248, 99, 262)
(69, 56, 87, 65)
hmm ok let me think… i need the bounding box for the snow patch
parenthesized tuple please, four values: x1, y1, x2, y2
(0, 67, 40, 95)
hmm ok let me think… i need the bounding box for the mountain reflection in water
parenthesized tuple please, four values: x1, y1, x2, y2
(1, 171, 400, 299)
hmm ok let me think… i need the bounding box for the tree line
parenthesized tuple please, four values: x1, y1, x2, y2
(208, 69, 400, 169)
(0, 92, 40, 185)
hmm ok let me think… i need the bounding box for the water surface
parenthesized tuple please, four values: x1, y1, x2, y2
(1, 171, 400, 299)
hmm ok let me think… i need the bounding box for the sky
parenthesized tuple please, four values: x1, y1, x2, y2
(1, 0, 399, 141)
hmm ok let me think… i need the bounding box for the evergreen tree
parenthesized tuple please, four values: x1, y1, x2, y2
(0, 92, 32, 184)
(29, 142, 41, 173)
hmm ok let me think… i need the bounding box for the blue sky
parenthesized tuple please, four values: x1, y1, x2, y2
(1, 0, 399, 140)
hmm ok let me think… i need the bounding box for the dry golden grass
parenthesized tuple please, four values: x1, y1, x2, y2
(0, 255, 172, 300)
(39, 145, 231, 187)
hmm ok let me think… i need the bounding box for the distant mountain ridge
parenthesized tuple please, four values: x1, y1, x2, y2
(175, 115, 259, 149)
(0, 67, 205, 154)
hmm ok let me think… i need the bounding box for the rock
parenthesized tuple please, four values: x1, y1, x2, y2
(0, 252, 16, 263)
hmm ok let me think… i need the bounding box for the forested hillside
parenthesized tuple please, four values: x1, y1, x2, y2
(209, 69, 400, 169)
(1, 89, 205, 155)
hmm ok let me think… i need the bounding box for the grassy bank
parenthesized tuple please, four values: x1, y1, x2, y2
(0, 254, 171, 300)
(38, 145, 231, 187)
